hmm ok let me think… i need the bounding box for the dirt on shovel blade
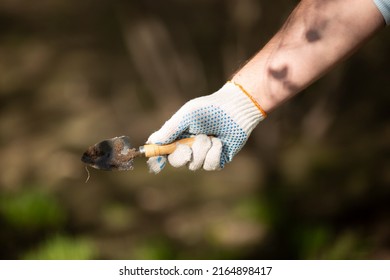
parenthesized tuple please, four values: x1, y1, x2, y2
(81, 136, 141, 171)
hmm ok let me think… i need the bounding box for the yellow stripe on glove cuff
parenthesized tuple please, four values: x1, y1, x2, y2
(228, 81, 267, 118)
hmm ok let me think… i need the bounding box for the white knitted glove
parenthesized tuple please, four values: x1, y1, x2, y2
(147, 81, 266, 173)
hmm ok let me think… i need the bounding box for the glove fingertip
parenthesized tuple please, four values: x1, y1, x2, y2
(189, 134, 212, 171)
(147, 156, 167, 174)
(167, 144, 192, 168)
(204, 137, 223, 171)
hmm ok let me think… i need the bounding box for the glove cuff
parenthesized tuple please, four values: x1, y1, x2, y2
(228, 81, 267, 118)
(210, 82, 266, 134)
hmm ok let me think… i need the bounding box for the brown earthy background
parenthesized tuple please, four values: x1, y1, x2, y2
(0, 0, 389, 259)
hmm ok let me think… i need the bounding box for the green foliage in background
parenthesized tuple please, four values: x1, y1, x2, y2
(23, 235, 96, 260)
(132, 238, 175, 260)
(0, 188, 66, 231)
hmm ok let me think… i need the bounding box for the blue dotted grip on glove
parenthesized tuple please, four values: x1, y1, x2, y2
(165, 105, 248, 168)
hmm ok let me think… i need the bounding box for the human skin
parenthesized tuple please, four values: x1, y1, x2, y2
(231, 0, 385, 113)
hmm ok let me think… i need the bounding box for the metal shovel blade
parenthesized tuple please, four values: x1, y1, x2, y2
(81, 136, 140, 171)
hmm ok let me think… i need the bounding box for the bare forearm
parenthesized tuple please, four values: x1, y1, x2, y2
(232, 0, 385, 112)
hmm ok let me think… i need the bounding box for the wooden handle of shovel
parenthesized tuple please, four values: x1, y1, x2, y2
(142, 137, 196, 158)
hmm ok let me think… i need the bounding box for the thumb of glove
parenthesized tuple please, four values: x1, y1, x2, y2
(146, 103, 193, 173)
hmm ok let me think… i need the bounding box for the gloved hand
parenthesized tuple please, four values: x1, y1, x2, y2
(147, 81, 267, 173)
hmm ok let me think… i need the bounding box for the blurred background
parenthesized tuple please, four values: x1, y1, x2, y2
(0, 0, 389, 260)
